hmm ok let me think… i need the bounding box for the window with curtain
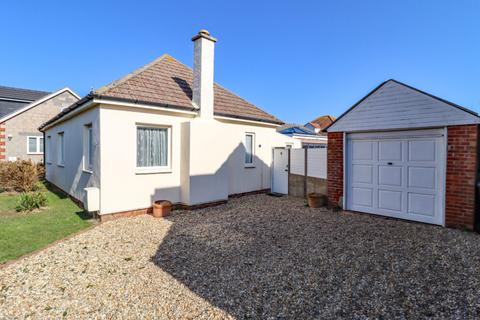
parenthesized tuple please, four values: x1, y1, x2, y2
(136, 126, 169, 168)
(27, 136, 43, 154)
(245, 133, 254, 165)
(57, 132, 65, 165)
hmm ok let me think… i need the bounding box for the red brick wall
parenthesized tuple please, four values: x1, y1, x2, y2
(327, 132, 344, 207)
(0, 122, 5, 160)
(445, 124, 479, 230)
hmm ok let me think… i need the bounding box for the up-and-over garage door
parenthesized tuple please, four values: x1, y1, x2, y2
(346, 129, 445, 225)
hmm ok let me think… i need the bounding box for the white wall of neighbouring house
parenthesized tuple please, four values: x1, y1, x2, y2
(98, 104, 295, 215)
(44, 107, 101, 203)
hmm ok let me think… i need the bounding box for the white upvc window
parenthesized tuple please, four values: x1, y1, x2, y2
(136, 125, 171, 174)
(46, 136, 52, 164)
(245, 132, 255, 167)
(57, 132, 65, 166)
(83, 124, 93, 172)
(27, 136, 44, 154)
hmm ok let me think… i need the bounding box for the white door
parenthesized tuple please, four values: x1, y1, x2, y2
(346, 129, 445, 225)
(273, 148, 288, 194)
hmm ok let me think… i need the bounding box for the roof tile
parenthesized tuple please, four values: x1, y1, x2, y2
(95, 54, 282, 124)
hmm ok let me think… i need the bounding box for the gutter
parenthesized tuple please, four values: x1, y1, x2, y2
(214, 112, 284, 126)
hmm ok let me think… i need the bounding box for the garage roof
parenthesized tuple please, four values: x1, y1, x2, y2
(326, 79, 480, 132)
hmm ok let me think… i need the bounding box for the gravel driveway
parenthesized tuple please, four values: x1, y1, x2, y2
(1, 194, 480, 319)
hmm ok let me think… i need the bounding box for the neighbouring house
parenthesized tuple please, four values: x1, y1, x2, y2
(39, 30, 296, 219)
(325, 79, 480, 230)
(278, 115, 335, 148)
(0, 85, 79, 162)
(277, 123, 327, 148)
(305, 115, 336, 133)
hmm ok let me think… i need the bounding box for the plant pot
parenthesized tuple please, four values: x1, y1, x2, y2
(153, 200, 172, 218)
(307, 193, 327, 208)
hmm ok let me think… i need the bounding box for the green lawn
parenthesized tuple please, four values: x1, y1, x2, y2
(0, 183, 94, 264)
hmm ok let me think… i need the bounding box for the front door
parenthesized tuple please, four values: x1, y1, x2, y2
(273, 148, 288, 194)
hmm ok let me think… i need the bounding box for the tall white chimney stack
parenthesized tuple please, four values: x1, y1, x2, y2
(192, 29, 217, 119)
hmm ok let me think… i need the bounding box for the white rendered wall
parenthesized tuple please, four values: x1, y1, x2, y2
(219, 119, 293, 196)
(99, 105, 194, 214)
(48, 103, 294, 215)
(44, 107, 100, 202)
(99, 105, 294, 214)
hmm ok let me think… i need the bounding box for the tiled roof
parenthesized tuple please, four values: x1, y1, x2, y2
(0, 100, 29, 119)
(308, 115, 336, 129)
(0, 85, 50, 102)
(95, 54, 283, 124)
(0, 85, 50, 119)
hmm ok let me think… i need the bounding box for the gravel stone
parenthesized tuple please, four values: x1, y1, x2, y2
(1, 194, 480, 319)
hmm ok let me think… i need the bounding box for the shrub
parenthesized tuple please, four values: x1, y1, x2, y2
(31, 181, 46, 192)
(36, 163, 45, 181)
(0, 160, 38, 192)
(15, 191, 48, 212)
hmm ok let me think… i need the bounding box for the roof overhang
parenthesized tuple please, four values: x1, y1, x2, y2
(40, 95, 284, 131)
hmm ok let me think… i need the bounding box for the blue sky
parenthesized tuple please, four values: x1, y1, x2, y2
(1, 1, 479, 124)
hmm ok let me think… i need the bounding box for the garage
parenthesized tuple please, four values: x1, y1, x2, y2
(325, 79, 480, 229)
(347, 129, 445, 225)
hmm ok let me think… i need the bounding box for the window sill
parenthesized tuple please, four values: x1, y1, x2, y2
(244, 164, 256, 168)
(83, 169, 93, 174)
(57, 164, 65, 168)
(135, 167, 172, 175)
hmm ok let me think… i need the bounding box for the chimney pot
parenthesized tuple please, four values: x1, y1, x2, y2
(192, 29, 217, 42)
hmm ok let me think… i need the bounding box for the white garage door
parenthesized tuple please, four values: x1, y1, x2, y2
(346, 129, 445, 225)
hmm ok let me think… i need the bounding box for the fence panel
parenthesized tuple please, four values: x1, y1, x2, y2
(306, 148, 327, 178)
(289, 149, 305, 175)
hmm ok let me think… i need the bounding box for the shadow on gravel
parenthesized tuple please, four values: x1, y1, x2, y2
(151, 195, 480, 319)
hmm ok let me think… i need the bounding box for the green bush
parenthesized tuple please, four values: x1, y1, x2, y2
(31, 181, 46, 192)
(0, 160, 38, 192)
(15, 191, 48, 212)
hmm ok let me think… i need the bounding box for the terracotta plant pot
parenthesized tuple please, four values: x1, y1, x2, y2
(307, 193, 327, 208)
(153, 200, 172, 218)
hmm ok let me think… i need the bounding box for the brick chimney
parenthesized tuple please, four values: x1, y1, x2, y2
(192, 29, 217, 119)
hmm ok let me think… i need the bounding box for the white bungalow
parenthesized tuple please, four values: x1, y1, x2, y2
(40, 30, 297, 219)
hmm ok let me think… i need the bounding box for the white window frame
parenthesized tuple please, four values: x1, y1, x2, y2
(135, 124, 172, 174)
(244, 132, 255, 167)
(57, 132, 65, 166)
(26, 136, 44, 155)
(46, 136, 52, 164)
(83, 124, 93, 173)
